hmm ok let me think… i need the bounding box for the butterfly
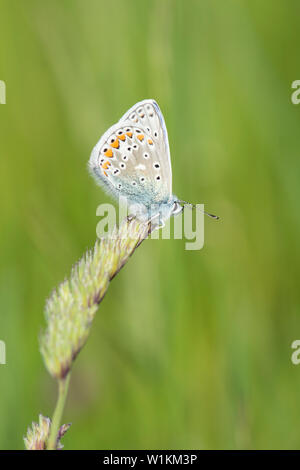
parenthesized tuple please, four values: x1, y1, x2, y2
(89, 99, 218, 227)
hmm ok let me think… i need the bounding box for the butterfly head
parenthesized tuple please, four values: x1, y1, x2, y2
(158, 195, 184, 219)
(171, 198, 184, 216)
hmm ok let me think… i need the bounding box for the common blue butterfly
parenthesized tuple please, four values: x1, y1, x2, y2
(89, 99, 218, 227)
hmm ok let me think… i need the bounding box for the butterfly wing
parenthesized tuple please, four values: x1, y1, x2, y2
(119, 99, 172, 196)
(89, 99, 173, 207)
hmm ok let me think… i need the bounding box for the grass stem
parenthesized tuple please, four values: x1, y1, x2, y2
(47, 374, 71, 450)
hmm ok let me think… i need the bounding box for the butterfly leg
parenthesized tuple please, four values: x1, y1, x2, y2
(148, 212, 166, 231)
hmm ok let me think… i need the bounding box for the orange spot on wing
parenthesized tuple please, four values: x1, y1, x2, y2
(126, 132, 133, 138)
(104, 148, 113, 158)
(102, 161, 111, 170)
(118, 134, 126, 141)
(148, 139, 153, 145)
(103, 171, 108, 177)
(111, 138, 120, 149)
(137, 134, 144, 141)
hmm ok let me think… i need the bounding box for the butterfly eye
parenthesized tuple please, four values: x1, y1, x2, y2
(172, 201, 183, 215)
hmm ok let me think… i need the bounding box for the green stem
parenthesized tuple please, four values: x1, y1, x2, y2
(47, 374, 71, 450)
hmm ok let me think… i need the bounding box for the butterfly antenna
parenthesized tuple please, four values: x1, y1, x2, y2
(179, 200, 220, 220)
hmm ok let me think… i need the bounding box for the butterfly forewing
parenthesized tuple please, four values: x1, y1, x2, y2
(120, 99, 172, 196)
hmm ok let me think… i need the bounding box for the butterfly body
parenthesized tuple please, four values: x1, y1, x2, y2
(89, 99, 183, 226)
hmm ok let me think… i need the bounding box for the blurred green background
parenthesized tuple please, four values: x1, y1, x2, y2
(1, 0, 300, 450)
